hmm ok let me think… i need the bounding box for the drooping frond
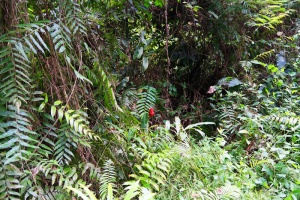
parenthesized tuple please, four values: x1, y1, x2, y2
(0, 33, 40, 199)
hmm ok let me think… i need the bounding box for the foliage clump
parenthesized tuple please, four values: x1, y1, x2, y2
(0, 0, 300, 200)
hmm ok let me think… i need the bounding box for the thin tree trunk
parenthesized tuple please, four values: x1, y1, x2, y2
(0, 0, 19, 35)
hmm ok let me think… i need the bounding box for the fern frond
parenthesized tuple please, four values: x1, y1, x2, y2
(263, 114, 300, 129)
(127, 147, 172, 193)
(254, 49, 275, 62)
(195, 189, 219, 200)
(0, 35, 41, 199)
(35, 159, 96, 199)
(99, 159, 116, 199)
(0, 162, 23, 199)
(48, 23, 72, 54)
(121, 88, 138, 109)
(54, 127, 77, 165)
(50, 102, 100, 141)
(62, 0, 87, 36)
(93, 61, 123, 112)
(136, 86, 157, 116)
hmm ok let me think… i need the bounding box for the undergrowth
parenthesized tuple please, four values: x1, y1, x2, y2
(1, 0, 300, 200)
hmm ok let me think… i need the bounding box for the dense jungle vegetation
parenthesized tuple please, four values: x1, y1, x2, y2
(0, 0, 300, 199)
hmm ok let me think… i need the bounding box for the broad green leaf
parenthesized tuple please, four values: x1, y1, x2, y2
(154, 0, 164, 7)
(38, 102, 45, 112)
(70, 117, 74, 128)
(54, 100, 62, 106)
(124, 181, 140, 200)
(58, 109, 64, 121)
(142, 57, 149, 72)
(51, 106, 56, 118)
(134, 47, 143, 59)
(65, 112, 70, 123)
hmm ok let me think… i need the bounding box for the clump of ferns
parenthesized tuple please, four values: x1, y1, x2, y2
(21, 159, 118, 199)
(123, 122, 194, 199)
(128, 123, 176, 156)
(16, 104, 104, 199)
(191, 184, 242, 200)
(261, 113, 300, 130)
(124, 148, 173, 196)
(149, 128, 176, 151)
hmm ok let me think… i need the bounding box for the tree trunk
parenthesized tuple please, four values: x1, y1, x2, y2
(0, 0, 19, 35)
